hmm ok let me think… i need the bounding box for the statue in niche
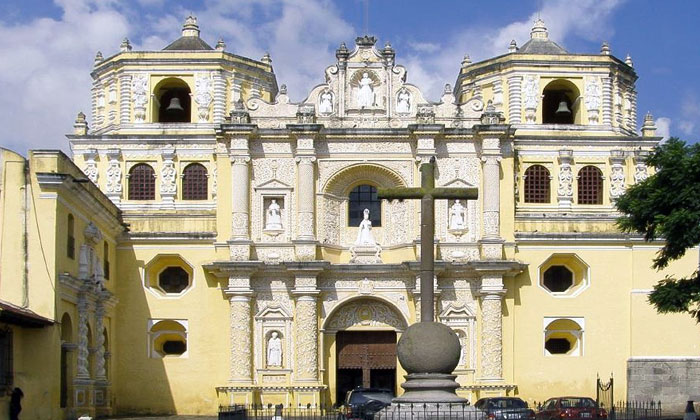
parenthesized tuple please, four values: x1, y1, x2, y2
(357, 72, 375, 108)
(355, 208, 376, 246)
(458, 333, 467, 367)
(267, 331, 283, 367)
(265, 199, 283, 230)
(448, 200, 467, 230)
(319, 90, 333, 114)
(396, 89, 411, 113)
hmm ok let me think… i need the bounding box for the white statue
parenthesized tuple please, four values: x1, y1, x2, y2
(319, 90, 333, 114)
(265, 199, 283, 230)
(355, 208, 376, 245)
(267, 331, 282, 367)
(357, 72, 375, 108)
(396, 89, 411, 113)
(448, 200, 467, 230)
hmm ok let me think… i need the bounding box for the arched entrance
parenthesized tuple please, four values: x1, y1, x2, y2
(323, 298, 408, 404)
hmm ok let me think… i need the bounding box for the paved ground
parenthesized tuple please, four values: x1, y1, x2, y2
(107, 417, 217, 419)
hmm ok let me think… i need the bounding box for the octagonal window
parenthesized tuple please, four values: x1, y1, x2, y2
(145, 254, 194, 297)
(543, 265, 574, 292)
(149, 319, 188, 358)
(159, 266, 189, 294)
(538, 254, 590, 297)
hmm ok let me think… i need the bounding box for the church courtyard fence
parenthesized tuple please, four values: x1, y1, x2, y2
(219, 403, 485, 420)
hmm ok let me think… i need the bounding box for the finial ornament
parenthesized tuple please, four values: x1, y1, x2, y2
(642, 111, 657, 137)
(461, 54, 471, 67)
(74, 112, 88, 135)
(215, 38, 226, 51)
(531, 17, 548, 39)
(120, 38, 132, 52)
(94, 51, 104, 65)
(261, 52, 272, 64)
(508, 39, 518, 53)
(625, 54, 633, 67)
(600, 41, 611, 55)
(182, 15, 200, 37)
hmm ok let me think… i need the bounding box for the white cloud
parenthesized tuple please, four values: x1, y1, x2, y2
(655, 117, 671, 143)
(0, 0, 628, 154)
(400, 0, 627, 100)
(0, 0, 129, 154)
(678, 120, 695, 135)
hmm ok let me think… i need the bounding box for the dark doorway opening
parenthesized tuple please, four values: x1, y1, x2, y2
(336, 330, 397, 403)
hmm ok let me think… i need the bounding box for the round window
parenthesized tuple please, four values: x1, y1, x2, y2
(158, 266, 189, 294)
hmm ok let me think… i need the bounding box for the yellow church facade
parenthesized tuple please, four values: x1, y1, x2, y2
(1, 16, 699, 419)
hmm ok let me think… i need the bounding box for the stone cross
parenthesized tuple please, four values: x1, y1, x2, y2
(378, 157, 478, 322)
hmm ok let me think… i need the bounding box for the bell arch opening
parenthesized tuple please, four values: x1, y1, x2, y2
(153, 78, 192, 123)
(542, 79, 580, 124)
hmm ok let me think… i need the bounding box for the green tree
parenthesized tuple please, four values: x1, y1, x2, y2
(616, 138, 700, 320)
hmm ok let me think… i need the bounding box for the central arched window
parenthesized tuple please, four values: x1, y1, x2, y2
(348, 184, 381, 227)
(577, 166, 603, 205)
(128, 163, 155, 200)
(182, 163, 208, 200)
(524, 165, 551, 203)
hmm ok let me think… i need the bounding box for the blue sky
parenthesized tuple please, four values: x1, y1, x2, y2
(0, 0, 698, 154)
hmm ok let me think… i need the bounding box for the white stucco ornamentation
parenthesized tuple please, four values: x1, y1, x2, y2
(229, 295, 253, 382)
(325, 300, 406, 332)
(609, 150, 626, 199)
(105, 150, 122, 202)
(557, 150, 574, 208)
(194, 72, 213, 123)
(82, 149, 99, 184)
(94, 303, 107, 379)
(77, 297, 90, 378)
(585, 76, 602, 124)
(295, 296, 319, 380)
(523, 75, 539, 123)
(131, 74, 148, 123)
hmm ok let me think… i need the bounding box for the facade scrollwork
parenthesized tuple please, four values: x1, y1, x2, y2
(131, 74, 148, 123)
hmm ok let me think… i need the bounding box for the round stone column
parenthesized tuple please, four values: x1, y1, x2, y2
(94, 301, 107, 380)
(296, 156, 316, 241)
(228, 293, 254, 383)
(231, 157, 251, 241)
(479, 274, 505, 381)
(482, 155, 501, 239)
(76, 294, 90, 379)
(294, 294, 319, 382)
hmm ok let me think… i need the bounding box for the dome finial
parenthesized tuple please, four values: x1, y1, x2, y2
(600, 41, 611, 55)
(625, 53, 633, 67)
(531, 17, 548, 39)
(94, 51, 104, 65)
(509, 39, 518, 53)
(215, 38, 226, 51)
(182, 15, 200, 37)
(461, 54, 471, 67)
(120, 37, 132, 52)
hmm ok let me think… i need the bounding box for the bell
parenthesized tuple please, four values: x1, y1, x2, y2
(555, 99, 571, 116)
(166, 97, 184, 112)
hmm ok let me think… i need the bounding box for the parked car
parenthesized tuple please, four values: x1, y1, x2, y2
(474, 397, 536, 420)
(537, 397, 608, 420)
(340, 387, 393, 420)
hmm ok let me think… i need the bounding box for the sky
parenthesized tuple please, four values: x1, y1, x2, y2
(0, 0, 699, 155)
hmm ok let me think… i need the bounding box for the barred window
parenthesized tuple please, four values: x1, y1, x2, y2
(0, 329, 13, 389)
(182, 163, 208, 200)
(577, 166, 603, 205)
(128, 164, 155, 200)
(67, 214, 75, 260)
(524, 165, 551, 203)
(348, 184, 381, 227)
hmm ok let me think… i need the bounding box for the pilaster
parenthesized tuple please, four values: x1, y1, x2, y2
(609, 149, 626, 200)
(557, 149, 574, 209)
(105, 149, 122, 204)
(159, 146, 177, 207)
(602, 76, 613, 127)
(507, 75, 522, 124)
(118, 73, 132, 125)
(76, 293, 90, 379)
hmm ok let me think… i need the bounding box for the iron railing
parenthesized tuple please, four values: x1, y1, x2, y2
(610, 401, 662, 420)
(219, 403, 484, 420)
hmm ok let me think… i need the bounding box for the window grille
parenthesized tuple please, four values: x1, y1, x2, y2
(348, 184, 381, 227)
(578, 166, 603, 205)
(128, 164, 155, 200)
(182, 163, 208, 200)
(0, 329, 13, 389)
(524, 165, 551, 203)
